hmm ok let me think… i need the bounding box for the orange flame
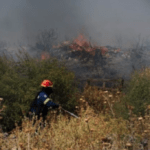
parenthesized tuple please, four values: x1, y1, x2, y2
(73, 34, 89, 47)
(100, 46, 108, 55)
(52, 34, 110, 57)
(41, 52, 50, 60)
(69, 34, 108, 56)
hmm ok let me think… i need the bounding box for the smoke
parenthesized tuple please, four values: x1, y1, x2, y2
(0, 0, 150, 47)
(79, 0, 150, 47)
(0, 0, 83, 45)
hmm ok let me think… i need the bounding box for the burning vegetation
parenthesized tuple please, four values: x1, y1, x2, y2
(50, 33, 124, 81)
(53, 34, 109, 58)
(41, 51, 50, 60)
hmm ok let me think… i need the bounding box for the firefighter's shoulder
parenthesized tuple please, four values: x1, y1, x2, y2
(38, 91, 48, 99)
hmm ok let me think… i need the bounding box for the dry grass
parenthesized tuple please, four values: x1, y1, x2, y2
(0, 85, 150, 150)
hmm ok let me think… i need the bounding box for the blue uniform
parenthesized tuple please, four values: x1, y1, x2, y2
(29, 91, 59, 120)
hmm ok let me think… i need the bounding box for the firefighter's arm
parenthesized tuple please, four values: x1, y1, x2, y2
(43, 98, 59, 109)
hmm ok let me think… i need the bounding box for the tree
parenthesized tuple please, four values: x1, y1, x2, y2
(130, 35, 147, 71)
(31, 29, 58, 55)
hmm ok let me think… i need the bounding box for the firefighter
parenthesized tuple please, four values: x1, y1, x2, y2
(28, 80, 59, 125)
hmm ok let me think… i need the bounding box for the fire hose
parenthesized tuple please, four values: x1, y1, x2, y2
(61, 108, 79, 119)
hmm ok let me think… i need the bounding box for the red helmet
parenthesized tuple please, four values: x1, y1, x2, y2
(41, 80, 53, 87)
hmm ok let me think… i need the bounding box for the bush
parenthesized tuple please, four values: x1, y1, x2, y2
(81, 84, 121, 117)
(0, 51, 79, 132)
(114, 68, 150, 118)
(113, 100, 129, 120)
(0, 103, 23, 132)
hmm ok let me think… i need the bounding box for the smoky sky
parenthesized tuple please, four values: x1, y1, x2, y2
(0, 0, 150, 47)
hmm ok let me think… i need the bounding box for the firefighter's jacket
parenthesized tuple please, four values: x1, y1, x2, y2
(29, 91, 59, 119)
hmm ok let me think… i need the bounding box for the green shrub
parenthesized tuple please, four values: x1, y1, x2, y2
(0, 51, 79, 132)
(0, 103, 23, 132)
(114, 69, 150, 118)
(113, 100, 129, 120)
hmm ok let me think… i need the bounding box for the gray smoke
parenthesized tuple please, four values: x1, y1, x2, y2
(0, 0, 150, 47)
(0, 0, 83, 45)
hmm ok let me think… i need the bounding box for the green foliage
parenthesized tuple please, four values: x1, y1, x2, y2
(0, 103, 23, 132)
(125, 71, 150, 116)
(0, 51, 79, 132)
(113, 100, 129, 120)
(114, 69, 150, 118)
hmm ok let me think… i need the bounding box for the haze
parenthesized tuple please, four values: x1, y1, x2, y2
(0, 0, 150, 48)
